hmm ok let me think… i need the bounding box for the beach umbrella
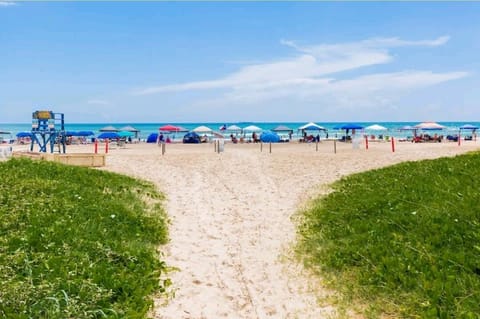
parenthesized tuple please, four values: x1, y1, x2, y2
(272, 125, 293, 133)
(76, 130, 95, 136)
(226, 124, 242, 132)
(333, 123, 364, 130)
(399, 125, 419, 137)
(119, 125, 140, 138)
(459, 124, 479, 130)
(99, 125, 119, 132)
(459, 124, 478, 141)
(365, 124, 387, 131)
(299, 122, 326, 131)
(260, 131, 280, 143)
(193, 125, 213, 133)
(97, 132, 120, 139)
(414, 121, 445, 130)
(159, 124, 181, 132)
(119, 125, 140, 132)
(16, 132, 32, 138)
(243, 125, 262, 132)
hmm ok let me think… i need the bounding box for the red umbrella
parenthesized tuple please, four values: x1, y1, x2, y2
(159, 124, 181, 132)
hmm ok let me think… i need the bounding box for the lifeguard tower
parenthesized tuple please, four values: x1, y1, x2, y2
(30, 110, 66, 153)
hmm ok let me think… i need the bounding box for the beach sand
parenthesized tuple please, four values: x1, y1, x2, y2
(10, 140, 480, 318)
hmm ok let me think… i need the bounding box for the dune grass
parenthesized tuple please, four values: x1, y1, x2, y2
(297, 152, 480, 318)
(0, 158, 169, 318)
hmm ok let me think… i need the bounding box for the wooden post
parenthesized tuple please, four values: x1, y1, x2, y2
(391, 137, 395, 153)
(260, 142, 263, 152)
(162, 142, 165, 155)
(214, 140, 217, 152)
(316, 141, 318, 152)
(458, 133, 461, 146)
(334, 139, 337, 154)
(365, 136, 369, 150)
(217, 140, 220, 154)
(94, 140, 98, 154)
(105, 140, 109, 154)
(269, 142, 272, 153)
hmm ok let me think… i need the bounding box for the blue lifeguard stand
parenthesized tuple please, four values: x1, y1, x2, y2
(30, 110, 66, 153)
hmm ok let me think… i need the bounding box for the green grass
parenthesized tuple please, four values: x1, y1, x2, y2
(297, 152, 480, 318)
(0, 158, 170, 318)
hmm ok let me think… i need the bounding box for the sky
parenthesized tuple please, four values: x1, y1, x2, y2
(1, 1, 480, 123)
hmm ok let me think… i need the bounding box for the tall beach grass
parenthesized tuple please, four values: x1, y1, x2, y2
(297, 151, 480, 318)
(0, 158, 169, 318)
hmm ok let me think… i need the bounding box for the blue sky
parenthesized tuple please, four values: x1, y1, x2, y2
(1, 1, 479, 123)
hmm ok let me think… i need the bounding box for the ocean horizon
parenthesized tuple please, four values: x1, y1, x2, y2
(1, 121, 479, 140)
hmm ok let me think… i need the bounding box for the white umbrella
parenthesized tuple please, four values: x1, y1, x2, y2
(414, 121, 446, 130)
(243, 125, 262, 132)
(298, 122, 327, 131)
(365, 124, 388, 131)
(193, 125, 213, 133)
(99, 125, 119, 132)
(226, 124, 242, 131)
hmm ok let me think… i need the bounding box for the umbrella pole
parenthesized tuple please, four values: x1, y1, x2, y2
(334, 139, 337, 154)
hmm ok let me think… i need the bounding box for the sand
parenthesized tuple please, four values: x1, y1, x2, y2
(10, 139, 480, 318)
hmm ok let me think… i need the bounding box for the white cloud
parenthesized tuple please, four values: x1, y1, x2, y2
(134, 49, 391, 95)
(133, 35, 467, 118)
(0, 1, 17, 6)
(220, 70, 468, 104)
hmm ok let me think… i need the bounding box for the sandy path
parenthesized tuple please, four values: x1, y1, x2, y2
(96, 140, 478, 318)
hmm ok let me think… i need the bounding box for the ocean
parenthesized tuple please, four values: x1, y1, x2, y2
(1, 121, 478, 141)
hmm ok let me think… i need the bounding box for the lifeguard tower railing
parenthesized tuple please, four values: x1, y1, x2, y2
(30, 110, 66, 153)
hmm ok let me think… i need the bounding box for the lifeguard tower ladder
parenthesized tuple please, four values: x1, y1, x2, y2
(30, 110, 66, 153)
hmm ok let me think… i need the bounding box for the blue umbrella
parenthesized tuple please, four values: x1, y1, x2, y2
(98, 132, 120, 139)
(16, 132, 32, 138)
(77, 130, 95, 136)
(260, 131, 280, 143)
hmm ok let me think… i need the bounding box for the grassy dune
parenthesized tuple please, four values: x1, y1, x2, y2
(0, 158, 169, 318)
(298, 152, 480, 318)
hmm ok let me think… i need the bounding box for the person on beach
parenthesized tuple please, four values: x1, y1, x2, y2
(252, 132, 259, 143)
(158, 133, 164, 144)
